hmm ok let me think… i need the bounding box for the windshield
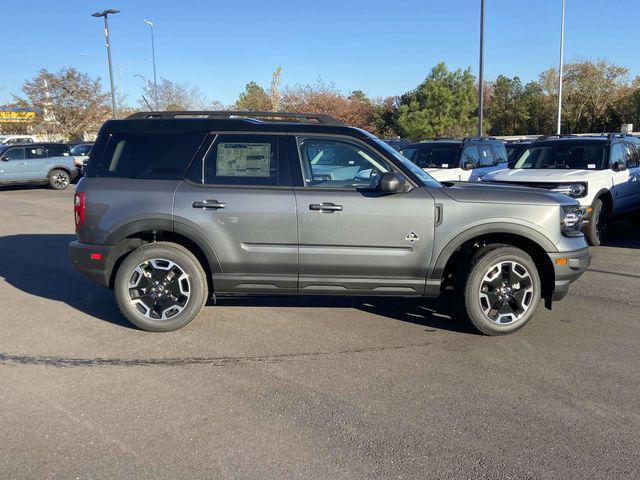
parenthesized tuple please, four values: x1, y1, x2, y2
(400, 144, 459, 169)
(71, 144, 92, 156)
(505, 144, 527, 162)
(514, 142, 608, 170)
(372, 138, 441, 187)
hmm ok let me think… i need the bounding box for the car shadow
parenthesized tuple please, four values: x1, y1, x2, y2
(603, 216, 640, 249)
(0, 234, 471, 333)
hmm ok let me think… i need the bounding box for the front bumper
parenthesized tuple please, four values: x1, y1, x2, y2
(548, 247, 591, 301)
(68, 241, 114, 287)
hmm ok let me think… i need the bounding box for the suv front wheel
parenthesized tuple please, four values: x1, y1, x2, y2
(114, 242, 208, 332)
(457, 246, 541, 335)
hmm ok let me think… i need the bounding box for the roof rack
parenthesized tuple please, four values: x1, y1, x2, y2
(461, 136, 498, 142)
(533, 134, 578, 143)
(125, 111, 346, 126)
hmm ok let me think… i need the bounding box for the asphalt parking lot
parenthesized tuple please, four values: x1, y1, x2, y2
(0, 186, 639, 479)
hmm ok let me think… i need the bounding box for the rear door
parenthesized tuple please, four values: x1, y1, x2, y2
(173, 133, 298, 293)
(23, 145, 48, 179)
(624, 143, 640, 208)
(291, 135, 434, 295)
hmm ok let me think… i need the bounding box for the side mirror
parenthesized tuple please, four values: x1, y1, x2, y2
(0, 156, 8, 162)
(379, 171, 409, 194)
(611, 161, 627, 172)
(461, 160, 476, 170)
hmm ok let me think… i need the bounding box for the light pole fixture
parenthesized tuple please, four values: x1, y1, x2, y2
(478, 0, 485, 138)
(556, 0, 566, 135)
(143, 19, 159, 110)
(92, 9, 120, 119)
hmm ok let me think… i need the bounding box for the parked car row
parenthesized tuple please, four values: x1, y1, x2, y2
(400, 134, 640, 246)
(69, 111, 590, 336)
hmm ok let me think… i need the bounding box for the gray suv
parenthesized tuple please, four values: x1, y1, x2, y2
(69, 111, 590, 335)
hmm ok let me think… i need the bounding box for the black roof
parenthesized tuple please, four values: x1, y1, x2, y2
(99, 111, 368, 138)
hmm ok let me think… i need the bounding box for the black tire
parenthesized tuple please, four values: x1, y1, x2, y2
(585, 198, 608, 246)
(48, 169, 71, 190)
(455, 246, 541, 336)
(114, 242, 208, 332)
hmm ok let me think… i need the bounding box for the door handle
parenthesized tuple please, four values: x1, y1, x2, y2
(192, 200, 226, 210)
(309, 202, 343, 212)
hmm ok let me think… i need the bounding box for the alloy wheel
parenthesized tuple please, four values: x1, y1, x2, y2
(128, 258, 191, 320)
(478, 261, 534, 325)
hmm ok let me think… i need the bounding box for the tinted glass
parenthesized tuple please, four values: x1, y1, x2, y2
(98, 132, 205, 179)
(461, 146, 479, 167)
(203, 134, 278, 186)
(506, 144, 525, 162)
(25, 146, 46, 159)
(3, 147, 25, 160)
(71, 144, 92, 156)
(297, 137, 391, 189)
(514, 142, 607, 170)
(402, 144, 459, 169)
(372, 138, 440, 188)
(46, 145, 70, 157)
(626, 144, 640, 168)
(492, 144, 508, 163)
(479, 145, 496, 167)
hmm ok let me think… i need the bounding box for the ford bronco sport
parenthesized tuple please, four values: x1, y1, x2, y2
(483, 134, 640, 246)
(69, 111, 590, 335)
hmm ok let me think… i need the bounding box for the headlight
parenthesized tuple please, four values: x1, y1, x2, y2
(552, 183, 587, 198)
(561, 206, 584, 237)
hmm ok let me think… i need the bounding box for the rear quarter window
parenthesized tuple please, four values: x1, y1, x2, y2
(95, 132, 206, 179)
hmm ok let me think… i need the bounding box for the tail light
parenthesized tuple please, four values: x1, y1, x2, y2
(74, 192, 85, 229)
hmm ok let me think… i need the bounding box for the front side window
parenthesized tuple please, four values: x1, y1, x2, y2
(626, 144, 640, 168)
(25, 146, 46, 159)
(514, 142, 608, 170)
(98, 132, 205, 179)
(71, 144, 92, 156)
(297, 137, 390, 189)
(2, 147, 25, 160)
(479, 145, 496, 167)
(203, 134, 277, 186)
(493, 144, 508, 163)
(461, 146, 480, 167)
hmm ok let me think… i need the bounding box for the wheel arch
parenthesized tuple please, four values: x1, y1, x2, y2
(104, 220, 221, 296)
(592, 188, 613, 211)
(429, 224, 556, 307)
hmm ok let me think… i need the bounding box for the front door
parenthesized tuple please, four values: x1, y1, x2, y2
(173, 133, 298, 293)
(292, 135, 435, 295)
(0, 147, 27, 182)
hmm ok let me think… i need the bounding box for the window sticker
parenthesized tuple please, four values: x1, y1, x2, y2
(216, 142, 271, 177)
(441, 163, 448, 168)
(587, 164, 596, 169)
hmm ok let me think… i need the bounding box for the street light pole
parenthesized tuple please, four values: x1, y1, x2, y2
(143, 19, 159, 110)
(556, 0, 566, 135)
(92, 9, 120, 119)
(478, 0, 485, 137)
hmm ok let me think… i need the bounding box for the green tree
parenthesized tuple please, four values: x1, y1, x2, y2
(487, 76, 528, 135)
(235, 81, 272, 111)
(395, 63, 476, 140)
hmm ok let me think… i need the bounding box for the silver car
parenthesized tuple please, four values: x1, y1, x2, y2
(0, 143, 78, 189)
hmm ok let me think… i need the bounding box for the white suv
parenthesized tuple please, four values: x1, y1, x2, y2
(400, 138, 509, 182)
(483, 134, 640, 245)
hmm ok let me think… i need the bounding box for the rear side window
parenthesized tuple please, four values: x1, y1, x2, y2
(46, 145, 70, 157)
(25, 146, 46, 159)
(97, 132, 205, 179)
(202, 134, 278, 186)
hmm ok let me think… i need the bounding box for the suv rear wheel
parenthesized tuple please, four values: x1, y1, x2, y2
(48, 169, 70, 190)
(456, 246, 541, 335)
(114, 242, 208, 332)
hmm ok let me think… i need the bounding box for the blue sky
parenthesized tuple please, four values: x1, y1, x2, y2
(2, 0, 639, 107)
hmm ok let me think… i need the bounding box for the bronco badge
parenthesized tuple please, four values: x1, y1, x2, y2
(405, 231, 419, 243)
